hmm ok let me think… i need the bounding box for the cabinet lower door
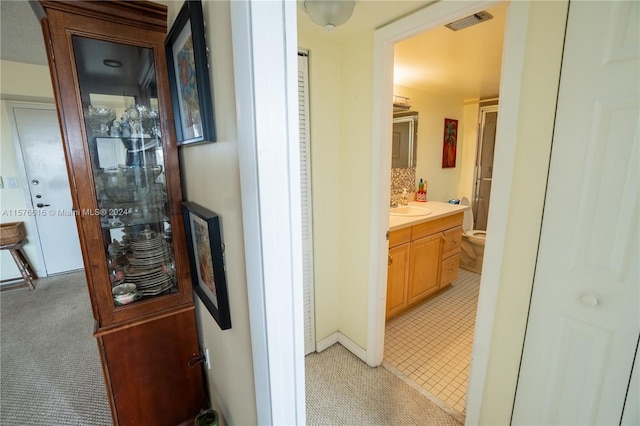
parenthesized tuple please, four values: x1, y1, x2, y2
(408, 234, 442, 304)
(386, 243, 410, 319)
(97, 308, 206, 425)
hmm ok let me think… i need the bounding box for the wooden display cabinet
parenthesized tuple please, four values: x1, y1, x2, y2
(37, 1, 206, 424)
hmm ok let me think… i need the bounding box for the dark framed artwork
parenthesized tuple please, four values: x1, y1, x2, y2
(165, 0, 216, 145)
(442, 118, 458, 168)
(182, 201, 231, 329)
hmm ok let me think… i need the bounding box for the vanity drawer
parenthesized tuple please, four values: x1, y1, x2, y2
(440, 253, 460, 287)
(442, 226, 463, 259)
(389, 227, 411, 247)
(411, 213, 463, 240)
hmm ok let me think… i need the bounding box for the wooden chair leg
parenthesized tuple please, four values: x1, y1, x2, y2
(9, 248, 36, 290)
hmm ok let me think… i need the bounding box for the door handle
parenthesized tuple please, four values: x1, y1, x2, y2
(580, 295, 599, 307)
(36, 203, 51, 208)
(187, 354, 206, 368)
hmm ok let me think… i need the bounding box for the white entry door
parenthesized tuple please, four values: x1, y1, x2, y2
(513, 1, 639, 424)
(9, 104, 84, 275)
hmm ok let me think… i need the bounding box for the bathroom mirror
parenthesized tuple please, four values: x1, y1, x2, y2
(392, 111, 418, 168)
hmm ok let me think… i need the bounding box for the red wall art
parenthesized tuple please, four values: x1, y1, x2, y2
(442, 118, 458, 168)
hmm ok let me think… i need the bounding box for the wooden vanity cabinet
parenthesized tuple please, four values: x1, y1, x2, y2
(386, 213, 463, 320)
(386, 228, 411, 318)
(37, 1, 206, 424)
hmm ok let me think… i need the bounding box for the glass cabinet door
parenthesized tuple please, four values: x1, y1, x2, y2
(72, 36, 176, 307)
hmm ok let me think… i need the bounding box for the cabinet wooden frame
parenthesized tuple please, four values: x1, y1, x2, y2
(38, 2, 207, 423)
(39, 2, 194, 328)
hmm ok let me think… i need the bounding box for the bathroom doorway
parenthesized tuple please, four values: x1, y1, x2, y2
(382, 3, 507, 419)
(473, 104, 498, 231)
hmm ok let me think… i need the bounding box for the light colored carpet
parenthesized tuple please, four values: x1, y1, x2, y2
(305, 343, 463, 426)
(0, 271, 112, 425)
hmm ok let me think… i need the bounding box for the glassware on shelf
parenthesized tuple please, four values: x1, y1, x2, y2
(73, 35, 178, 307)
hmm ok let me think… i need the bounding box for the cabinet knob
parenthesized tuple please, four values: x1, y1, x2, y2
(388, 254, 393, 266)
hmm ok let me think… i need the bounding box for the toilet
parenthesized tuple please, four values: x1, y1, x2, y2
(460, 196, 486, 274)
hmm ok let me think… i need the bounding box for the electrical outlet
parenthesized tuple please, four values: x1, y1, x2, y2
(6, 177, 18, 188)
(200, 342, 211, 370)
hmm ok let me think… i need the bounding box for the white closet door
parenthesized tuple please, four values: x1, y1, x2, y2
(298, 52, 316, 355)
(513, 2, 639, 424)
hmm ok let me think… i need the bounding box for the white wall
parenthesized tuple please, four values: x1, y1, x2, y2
(299, 23, 474, 353)
(297, 28, 376, 351)
(0, 60, 55, 280)
(160, 2, 257, 424)
(393, 84, 465, 202)
(298, 26, 471, 352)
(337, 33, 375, 349)
(299, 1, 571, 424)
(467, 1, 569, 423)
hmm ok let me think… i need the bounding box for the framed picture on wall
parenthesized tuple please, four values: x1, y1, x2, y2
(182, 201, 231, 330)
(165, 0, 216, 145)
(442, 118, 458, 168)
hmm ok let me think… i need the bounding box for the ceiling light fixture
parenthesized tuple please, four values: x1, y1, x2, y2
(103, 59, 123, 68)
(303, 0, 356, 33)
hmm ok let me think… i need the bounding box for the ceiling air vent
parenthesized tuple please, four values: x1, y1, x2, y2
(445, 11, 493, 31)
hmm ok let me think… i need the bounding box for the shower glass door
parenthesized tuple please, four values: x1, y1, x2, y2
(473, 106, 498, 231)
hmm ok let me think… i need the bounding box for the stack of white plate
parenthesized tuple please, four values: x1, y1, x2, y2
(123, 234, 175, 296)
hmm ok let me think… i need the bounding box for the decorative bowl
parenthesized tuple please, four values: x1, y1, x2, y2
(112, 283, 138, 305)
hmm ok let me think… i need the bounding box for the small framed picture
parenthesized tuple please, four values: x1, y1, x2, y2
(182, 201, 230, 329)
(442, 118, 458, 168)
(165, 0, 216, 145)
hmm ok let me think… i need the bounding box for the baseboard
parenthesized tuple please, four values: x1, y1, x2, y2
(316, 332, 367, 362)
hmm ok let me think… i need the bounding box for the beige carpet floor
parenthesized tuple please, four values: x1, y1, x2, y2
(0, 271, 112, 425)
(306, 343, 463, 426)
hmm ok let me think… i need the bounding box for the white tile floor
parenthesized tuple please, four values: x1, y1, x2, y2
(383, 269, 481, 416)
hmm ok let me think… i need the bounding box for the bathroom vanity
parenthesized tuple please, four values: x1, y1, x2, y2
(386, 202, 468, 320)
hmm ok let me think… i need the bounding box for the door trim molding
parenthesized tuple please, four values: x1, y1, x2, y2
(230, 1, 305, 424)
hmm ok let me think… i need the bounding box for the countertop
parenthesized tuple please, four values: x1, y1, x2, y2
(388, 201, 469, 232)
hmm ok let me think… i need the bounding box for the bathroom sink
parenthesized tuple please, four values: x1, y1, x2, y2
(390, 206, 432, 217)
